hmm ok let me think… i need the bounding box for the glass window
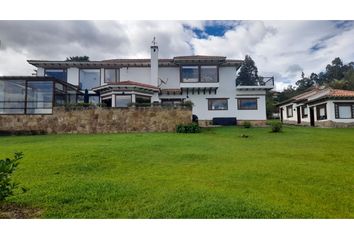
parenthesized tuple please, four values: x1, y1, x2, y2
(45, 69, 67, 82)
(302, 105, 308, 118)
(316, 104, 327, 120)
(208, 99, 228, 110)
(238, 98, 258, 110)
(136, 95, 151, 105)
(26, 81, 53, 114)
(286, 105, 293, 117)
(181, 66, 199, 82)
(200, 66, 218, 82)
(104, 69, 119, 83)
(0, 80, 26, 114)
(115, 95, 132, 108)
(338, 105, 352, 118)
(79, 69, 100, 90)
(161, 99, 182, 106)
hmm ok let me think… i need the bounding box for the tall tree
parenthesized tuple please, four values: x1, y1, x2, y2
(236, 55, 259, 86)
(66, 56, 90, 62)
(295, 72, 315, 92)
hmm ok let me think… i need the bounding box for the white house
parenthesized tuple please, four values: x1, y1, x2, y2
(278, 87, 354, 127)
(2, 42, 274, 125)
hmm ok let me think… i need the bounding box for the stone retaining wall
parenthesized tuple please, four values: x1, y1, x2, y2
(0, 107, 192, 134)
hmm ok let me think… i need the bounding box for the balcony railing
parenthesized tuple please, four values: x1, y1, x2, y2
(236, 76, 274, 88)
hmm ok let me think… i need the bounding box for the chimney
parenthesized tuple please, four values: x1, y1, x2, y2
(150, 37, 159, 87)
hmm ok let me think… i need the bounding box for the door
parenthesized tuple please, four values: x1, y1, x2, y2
(309, 107, 315, 127)
(280, 108, 283, 122)
(296, 106, 301, 124)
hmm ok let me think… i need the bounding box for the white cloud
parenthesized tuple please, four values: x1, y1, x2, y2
(1, 20, 354, 92)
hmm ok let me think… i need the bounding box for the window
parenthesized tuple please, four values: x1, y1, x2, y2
(181, 66, 199, 82)
(79, 69, 100, 90)
(286, 105, 293, 118)
(44, 69, 67, 82)
(208, 98, 228, 110)
(316, 104, 327, 120)
(161, 99, 183, 106)
(0, 80, 26, 114)
(335, 103, 354, 119)
(301, 105, 308, 118)
(200, 66, 218, 82)
(104, 69, 119, 83)
(237, 98, 257, 110)
(26, 81, 53, 114)
(115, 95, 132, 108)
(135, 95, 151, 105)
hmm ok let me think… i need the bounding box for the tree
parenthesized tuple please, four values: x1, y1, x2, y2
(277, 85, 297, 102)
(236, 55, 259, 86)
(295, 72, 315, 92)
(66, 56, 90, 62)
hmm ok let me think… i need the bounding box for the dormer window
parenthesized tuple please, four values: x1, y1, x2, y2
(180, 65, 218, 83)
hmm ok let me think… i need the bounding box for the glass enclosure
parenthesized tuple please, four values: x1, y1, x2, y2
(79, 69, 101, 90)
(44, 69, 67, 82)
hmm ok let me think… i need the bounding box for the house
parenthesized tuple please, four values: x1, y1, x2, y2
(0, 42, 274, 126)
(278, 87, 354, 127)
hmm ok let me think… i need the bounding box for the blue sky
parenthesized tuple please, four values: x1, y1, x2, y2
(0, 20, 354, 91)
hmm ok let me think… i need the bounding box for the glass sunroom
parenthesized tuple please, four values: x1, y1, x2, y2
(0, 76, 82, 114)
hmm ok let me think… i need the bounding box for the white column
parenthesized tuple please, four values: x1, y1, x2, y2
(150, 44, 159, 87)
(111, 94, 116, 107)
(131, 94, 136, 103)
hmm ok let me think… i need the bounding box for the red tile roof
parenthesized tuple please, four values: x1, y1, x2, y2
(328, 89, 354, 97)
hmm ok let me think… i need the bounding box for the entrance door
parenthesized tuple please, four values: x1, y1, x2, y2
(280, 108, 283, 122)
(296, 106, 301, 124)
(309, 107, 315, 127)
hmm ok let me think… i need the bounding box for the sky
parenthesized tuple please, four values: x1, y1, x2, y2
(0, 20, 353, 91)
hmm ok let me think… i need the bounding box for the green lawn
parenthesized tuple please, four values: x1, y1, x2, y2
(1, 126, 354, 218)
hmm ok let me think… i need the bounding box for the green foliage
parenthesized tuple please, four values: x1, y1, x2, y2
(176, 123, 201, 133)
(236, 55, 260, 86)
(65, 56, 90, 62)
(181, 100, 194, 108)
(0, 152, 23, 201)
(267, 120, 283, 132)
(295, 72, 315, 92)
(64, 102, 96, 110)
(243, 121, 251, 128)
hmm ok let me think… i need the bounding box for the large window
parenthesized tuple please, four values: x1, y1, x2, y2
(200, 66, 218, 82)
(208, 98, 228, 110)
(237, 98, 257, 110)
(286, 105, 293, 118)
(0, 80, 26, 114)
(79, 69, 100, 90)
(301, 105, 308, 118)
(181, 65, 218, 83)
(104, 69, 119, 83)
(45, 69, 67, 82)
(115, 95, 132, 108)
(316, 104, 327, 120)
(135, 95, 151, 105)
(335, 103, 354, 119)
(26, 81, 53, 114)
(181, 66, 199, 82)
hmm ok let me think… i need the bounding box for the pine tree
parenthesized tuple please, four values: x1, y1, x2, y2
(236, 55, 259, 86)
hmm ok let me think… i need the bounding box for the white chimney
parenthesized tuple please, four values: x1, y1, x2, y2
(150, 37, 159, 87)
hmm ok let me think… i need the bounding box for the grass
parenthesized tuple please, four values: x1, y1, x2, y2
(1, 126, 354, 218)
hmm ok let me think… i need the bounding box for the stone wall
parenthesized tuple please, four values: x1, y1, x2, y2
(0, 107, 192, 134)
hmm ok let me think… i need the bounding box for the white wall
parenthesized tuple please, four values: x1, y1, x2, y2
(120, 67, 150, 84)
(322, 100, 354, 123)
(36, 67, 44, 76)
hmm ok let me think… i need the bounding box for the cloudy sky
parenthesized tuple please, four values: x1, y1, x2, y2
(0, 20, 353, 91)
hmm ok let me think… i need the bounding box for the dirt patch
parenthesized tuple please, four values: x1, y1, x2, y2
(0, 203, 42, 219)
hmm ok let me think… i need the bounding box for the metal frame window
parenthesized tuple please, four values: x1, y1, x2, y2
(334, 103, 354, 119)
(301, 105, 308, 118)
(286, 105, 293, 118)
(115, 95, 132, 108)
(104, 69, 120, 83)
(208, 98, 228, 110)
(316, 104, 327, 120)
(79, 69, 101, 90)
(237, 98, 258, 110)
(180, 65, 218, 83)
(44, 69, 67, 82)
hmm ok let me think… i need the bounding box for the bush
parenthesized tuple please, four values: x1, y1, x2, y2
(0, 152, 23, 201)
(243, 121, 251, 128)
(176, 123, 201, 133)
(267, 120, 283, 133)
(181, 100, 194, 108)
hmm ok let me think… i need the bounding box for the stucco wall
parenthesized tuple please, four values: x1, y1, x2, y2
(0, 107, 192, 134)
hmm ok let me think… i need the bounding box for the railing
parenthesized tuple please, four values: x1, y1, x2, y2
(236, 76, 274, 87)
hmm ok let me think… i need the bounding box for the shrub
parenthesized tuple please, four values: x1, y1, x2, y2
(181, 100, 194, 108)
(0, 152, 23, 201)
(243, 121, 251, 128)
(176, 123, 201, 133)
(267, 120, 283, 133)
